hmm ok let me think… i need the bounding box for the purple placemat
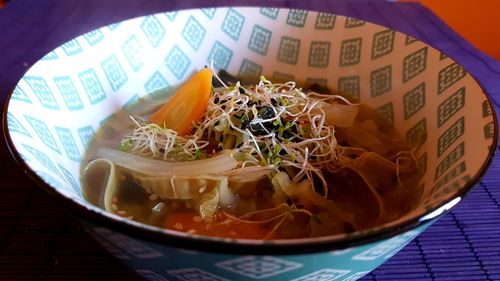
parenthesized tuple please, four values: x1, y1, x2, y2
(1, 1, 499, 280)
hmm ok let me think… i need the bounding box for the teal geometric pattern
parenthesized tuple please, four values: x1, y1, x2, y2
(315, 13, 336, 30)
(7, 112, 31, 137)
(164, 45, 191, 80)
(83, 30, 105, 46)
(418, 153, 427, 175)
(435, 142, 465, 180)
(433, 161, 466, 193)
(102, 55, 128, 91)
(305, 78, 327, 88)
(182, 16, 206, 51)
(82, 221, 423, 281)
(167, 269, 225, 280)
(238, 59, 262, 81)
(338, 75, 360, 100)
(55, 127, 81, 162)
(11, 86, 32, 103)
(288, 269, 350, 280)
(54, 76, 84, 110)
(272, 72, 294, 82)
(484, 121, 495, 139)
(36, 170, 66, 191)
(370, 65, 392, 97)
(308, 41, 330, 68)
(437, 174, 471, 197)
(144, 71, 169, 93)
(215, 256, 302, 279)
(58, 163, 81, 196)
(372, 30, 395, 59)
(202, 8, 216, 19)
(339, 37, 362, 67)
(164, 11, 177, 21)
(140, 15, 166, 48)
(108, 23, 121, 31)
(41, 51, 58, 61)
(438, 63, 466, 94)
(121, 35, 144, 72)
(135, 270, 171, 280)
(345, 17, 365, 28)
(403, 47, 428, 82)
(248, 25, 272, 55)
(221, 8, 245, 41)
(260, 7, 279, 19)
(403, 83, 425, 119)
(482, 100, 493, 117)
(406, 118, 427, 147)
(25, 115, 60, 154)
(277, 36, 300, 64)
(207, 41, 233, 70)
(79, 69, 106, 105)
(286, 10, 308, 27)
(376, 102, 394, 125)
(77, 126, 95, 149)
(24, 76, 59, 110)
(22, 144, 61, 177)
(61, 39, 83, 56)
(438, 87, 465, 127)
(438, 116, 464, 157)
(405, 35, 417, 45)
(123, 94, 140, 111)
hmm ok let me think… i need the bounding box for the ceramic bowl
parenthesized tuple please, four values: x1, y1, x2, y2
(3, 7, 497, 281)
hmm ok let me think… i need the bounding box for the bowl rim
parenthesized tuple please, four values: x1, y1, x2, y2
(2, 5, 499, 255)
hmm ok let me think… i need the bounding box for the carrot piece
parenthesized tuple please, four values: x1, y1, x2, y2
(149, 68, 213, 135)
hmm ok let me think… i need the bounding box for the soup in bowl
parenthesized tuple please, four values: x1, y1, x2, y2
(4, 7, 497, 281)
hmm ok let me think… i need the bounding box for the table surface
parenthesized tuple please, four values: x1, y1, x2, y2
(1, 1, 500, 280)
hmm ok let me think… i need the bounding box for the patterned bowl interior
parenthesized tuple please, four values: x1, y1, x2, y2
(5, 7, 497, 243)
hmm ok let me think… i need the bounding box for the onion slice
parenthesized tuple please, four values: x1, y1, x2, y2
(96, 148, 237, 176)
(320, 101, 359, 128)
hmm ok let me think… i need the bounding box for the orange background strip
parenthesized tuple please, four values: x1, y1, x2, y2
(401, 0, 500, 60)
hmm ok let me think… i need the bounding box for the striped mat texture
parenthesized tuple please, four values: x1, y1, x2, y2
(0, 0, 499, 280)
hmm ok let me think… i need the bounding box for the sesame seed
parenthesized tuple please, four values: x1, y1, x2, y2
(187, 229, 197, 234)
(204, 224, 212, 231)
(152, 202, 165, 214)
(193, 216, 202, 223)
(198, 186, 207, 193)
(174, 223, 183, 230)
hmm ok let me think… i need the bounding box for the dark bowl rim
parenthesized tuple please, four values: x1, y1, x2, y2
(2, 4, 499, 255)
